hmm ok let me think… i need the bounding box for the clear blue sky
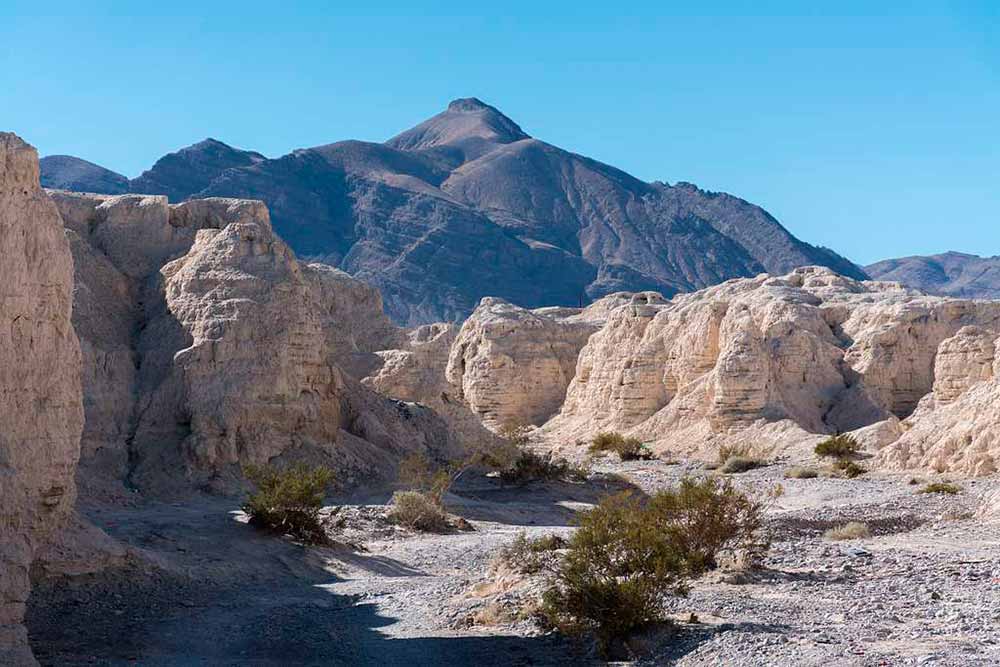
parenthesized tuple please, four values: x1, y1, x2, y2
(2, 1, 997, 265)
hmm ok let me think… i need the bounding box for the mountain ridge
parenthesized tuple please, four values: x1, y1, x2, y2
(39, 98, 867, 324)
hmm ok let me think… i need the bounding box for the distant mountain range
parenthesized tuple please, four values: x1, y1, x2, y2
(866, 252, 1000, 300)
(41, 97, 867, 324)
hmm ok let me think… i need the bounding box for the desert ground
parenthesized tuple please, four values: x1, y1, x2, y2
(27, 454, 1000, 666)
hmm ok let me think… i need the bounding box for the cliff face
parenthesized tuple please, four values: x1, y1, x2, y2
(52, 191, 462, 498)
(364, 265, 1000, 476)
(0, 134, 84, 666)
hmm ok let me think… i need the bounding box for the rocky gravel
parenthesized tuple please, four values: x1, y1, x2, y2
(26, 460, 1000, 665)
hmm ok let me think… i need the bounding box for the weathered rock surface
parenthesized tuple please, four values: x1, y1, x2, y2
(542, 267, 1000, 469)
(42, 98, 865, 325)
(444, 298, 604, 428)
(0, 134, 84, 666)
(53, 190, 461, 498)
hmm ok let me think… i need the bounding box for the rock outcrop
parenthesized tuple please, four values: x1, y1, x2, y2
(53, 190, 461, 498)
(0, 134, 84, 666)
(541, 267, 1000, 467)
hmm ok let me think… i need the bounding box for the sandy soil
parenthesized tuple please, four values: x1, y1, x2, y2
(26, 460, 1000, 666)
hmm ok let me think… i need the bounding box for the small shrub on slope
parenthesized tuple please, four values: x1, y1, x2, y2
(242, 463, 333, 544)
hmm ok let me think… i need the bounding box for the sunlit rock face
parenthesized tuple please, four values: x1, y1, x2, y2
(0, 133, 84, 666)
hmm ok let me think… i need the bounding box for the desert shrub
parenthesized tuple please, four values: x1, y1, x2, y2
(242, 463, 334, 544)
(498, 448, 588, 486)
(397, 452, 454, 506)
(824, 521, 870, 540)
(589, 432, 654, 461)
(649, 476, 771, 571)
(388, 490, 451, 532)
(833, 458, 867, 478)
(497, 421, 532, 447)
(717, 443, 751, 462)
(541, 478, 769, 650)
(814, 434, 861, 459)
(719, 456, 763, 474)
(784, 466, 819, 479)
(540, 492, 690, 651)
(499, 532, 567, 574)
(919, 482, 961, 495)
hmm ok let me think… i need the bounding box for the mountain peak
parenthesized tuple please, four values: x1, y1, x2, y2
(447, 97, 491, 112)
(386, 97, 529, 162)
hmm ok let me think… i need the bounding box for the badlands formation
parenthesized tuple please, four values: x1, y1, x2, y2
(3, 129, 1000, 665)
(373, 266, 1000, 476)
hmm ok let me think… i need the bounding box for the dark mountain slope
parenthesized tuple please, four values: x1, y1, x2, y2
(40, 98, 867, 324)
(40, 155, 129, 194)
(867, 252, 1000, 299)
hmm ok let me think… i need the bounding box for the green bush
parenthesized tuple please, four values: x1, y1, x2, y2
(833, 458, 867, 478)
(242, 463, 334, 544)
(499, 532, 567, 574)
(388, 490, 452, 532)
(498, 448, 588, 486)
(589, 432, 654, 461)
(540, 492, 689, 651)
(814, 434, 861, 459)
(397, 452, 454, 506)
(919, 481, 961, 495)
(541, 477, 769, 651)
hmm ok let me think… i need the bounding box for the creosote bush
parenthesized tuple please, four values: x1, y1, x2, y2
(541, 477, 770, 651)
(833, 458, 867, 478)
(242, 463, 334, 544)
(784, 466, 819, 479)
(719, 456, 763, 474)
(487, 421, 588, 486)
(589, 432, 655, 461)
(389, 490, 451, 532)
(499, 532, 567, 574)
(824, 521, 870, 540)
(919, 481, 961, 495)
(814, 434, 861, 459)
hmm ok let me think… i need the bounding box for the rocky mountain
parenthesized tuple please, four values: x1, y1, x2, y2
(40, 98, 865, 325)
(39, 155, 129, 194)
(867, 252, 1000, 299)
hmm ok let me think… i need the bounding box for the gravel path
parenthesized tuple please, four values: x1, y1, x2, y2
(26, 462, 1000, 666)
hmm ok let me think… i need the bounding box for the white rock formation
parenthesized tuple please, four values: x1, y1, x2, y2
(52, 190, 461, 497)
(0, 134, 84, 666)
(544, 267, 1000, 467)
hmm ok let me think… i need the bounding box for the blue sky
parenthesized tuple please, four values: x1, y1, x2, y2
(2, 1, 997, 265)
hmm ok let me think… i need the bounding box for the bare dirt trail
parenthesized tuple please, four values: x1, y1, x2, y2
(26, 462, 1000, 666)
(26, 484, 592, 666)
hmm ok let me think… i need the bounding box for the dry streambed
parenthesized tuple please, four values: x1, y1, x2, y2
(26, 462, 1000, 666)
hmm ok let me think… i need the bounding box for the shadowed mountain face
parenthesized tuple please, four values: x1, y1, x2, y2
(39, 97, 866, 324)
(40, 155, 129, 194)
(867, 252, 1000, 299)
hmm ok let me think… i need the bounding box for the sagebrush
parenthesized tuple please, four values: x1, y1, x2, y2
(389, 490, 452, 532)
(242, 463, 333, 544)
(814, 434, 861, 459)
(499, 532, 567, 574)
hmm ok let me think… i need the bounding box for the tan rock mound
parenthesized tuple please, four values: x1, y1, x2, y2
(52, 190, 461, 498)
(544, 267, 1000, 464)
(0, 133, 84, 666)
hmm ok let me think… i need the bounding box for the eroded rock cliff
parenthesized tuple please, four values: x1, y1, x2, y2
(53, 191, 461, 498)
(0, 134, 84, 666)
